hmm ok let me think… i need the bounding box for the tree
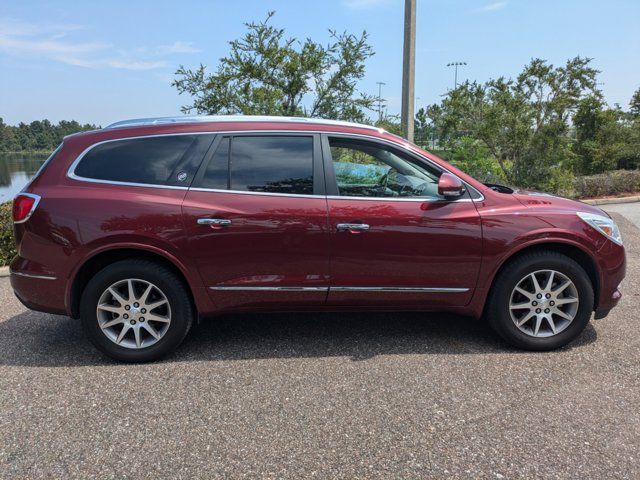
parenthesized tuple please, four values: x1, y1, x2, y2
(0, 119, 97, 152)
(413, 107, 434, 148)
(173, 12, 376, 122)
(426, 57, 600, 192)
(630, 87, 640, 118)
(0, 118, 19, 152)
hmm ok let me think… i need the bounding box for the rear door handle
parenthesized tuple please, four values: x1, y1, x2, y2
(337, 223, 370, 233)
(197, 218, 232, 227)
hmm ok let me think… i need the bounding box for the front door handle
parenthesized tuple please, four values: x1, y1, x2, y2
(197, 218, 232, 227)
(337, 223, 370, 233)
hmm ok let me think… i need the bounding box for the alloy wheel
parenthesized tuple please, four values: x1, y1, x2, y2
(96, 279, 172, 349)
(508, 269, 579, 338)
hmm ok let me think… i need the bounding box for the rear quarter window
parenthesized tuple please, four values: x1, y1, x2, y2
(73, 134, 213, 186)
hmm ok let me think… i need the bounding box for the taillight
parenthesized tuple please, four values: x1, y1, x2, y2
(12, 193, 41, 223)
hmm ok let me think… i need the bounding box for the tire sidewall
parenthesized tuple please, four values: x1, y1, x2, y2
(80, 261, 192, 362)
(489, 254, 594, 350)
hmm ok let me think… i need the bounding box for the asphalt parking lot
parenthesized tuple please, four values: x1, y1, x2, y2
(1, 210, 639, 479)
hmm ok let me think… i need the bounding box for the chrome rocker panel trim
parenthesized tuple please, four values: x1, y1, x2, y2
(209, 286, 469, 293)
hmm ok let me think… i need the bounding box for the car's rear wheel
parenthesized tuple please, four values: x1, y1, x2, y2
(487, 251, 594, 350)
(80, 259, 194, 362)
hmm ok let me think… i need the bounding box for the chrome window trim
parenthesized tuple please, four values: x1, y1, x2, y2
(323, 132, 484, 202)
(209, 286, 469, 293)
(12, 192, 42, 224)
(65, 129, 484, 202)
(10, 270, 57, 280)
(66, 132, 209, 190)
(325, 195, 476, 203)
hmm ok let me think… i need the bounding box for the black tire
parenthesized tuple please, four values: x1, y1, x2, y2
(80, 259, 194, 362)
(486, 251, 594, 351)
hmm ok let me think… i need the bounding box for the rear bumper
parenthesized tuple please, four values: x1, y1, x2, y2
(9, 268, 67, 316)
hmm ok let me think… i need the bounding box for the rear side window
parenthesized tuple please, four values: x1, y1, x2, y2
(200, 137, 230, 189)
(230, 136, 313, 194)
(74, 135, 212, 186)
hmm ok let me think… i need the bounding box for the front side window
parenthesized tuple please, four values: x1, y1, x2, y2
(74, 135, 209, 186)
(328, 137, 444, 199)
(230, 136, 314, 195)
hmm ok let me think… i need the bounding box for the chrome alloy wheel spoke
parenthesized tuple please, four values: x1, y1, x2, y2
(96, 278, 172, 349)
(508, 269, 579, 338)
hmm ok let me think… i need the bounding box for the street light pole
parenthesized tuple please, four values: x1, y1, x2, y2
(401, 0, 416, 143)
(447, 61, 467, 89)
(376, 81, 386, 123)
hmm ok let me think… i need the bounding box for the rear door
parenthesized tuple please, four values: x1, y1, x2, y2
(182, 133, 330, 311)
(323, 134, 483, 308)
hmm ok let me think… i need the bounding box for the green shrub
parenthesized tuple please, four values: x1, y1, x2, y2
(574, 170, 640, 199)
(447, 137, 508, 184)
(0, 201, 16, 266)
(545, 167, 577, 199)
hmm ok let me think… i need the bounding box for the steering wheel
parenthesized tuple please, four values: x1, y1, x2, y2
(379, 168, 400, 193)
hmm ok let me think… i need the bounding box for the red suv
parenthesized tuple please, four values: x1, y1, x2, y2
(10, 116, 625, 362)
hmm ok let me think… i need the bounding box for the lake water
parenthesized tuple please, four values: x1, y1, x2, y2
(0, 153, 48, 203)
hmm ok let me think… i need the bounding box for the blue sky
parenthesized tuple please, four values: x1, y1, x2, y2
(1, 0, 639, 126)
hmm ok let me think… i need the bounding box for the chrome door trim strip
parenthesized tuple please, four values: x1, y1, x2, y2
(10, 270, 57, 280)
(209, 286, 329, 292)
(65, 130, 484, 202)
(329, 286, 469, 293)
(208, 286, 469, 293)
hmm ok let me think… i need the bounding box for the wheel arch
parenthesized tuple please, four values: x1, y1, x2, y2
(487, 241, 601, 313)
(68, 247, 198, 319)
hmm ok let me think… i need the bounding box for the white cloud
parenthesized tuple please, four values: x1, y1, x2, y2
(0, 18, 86, 37)
(155, 41, 201, 55)
(0, 18, 197, 71)
(343, 0, 390, 9)
(475, 1, 509, 12)
(60, 56, 168, 70)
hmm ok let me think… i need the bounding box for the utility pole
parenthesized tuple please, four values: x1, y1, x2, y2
(401, 0, 416, 143)
(447, 61, 467, 89)
(376, 81, 386, 123)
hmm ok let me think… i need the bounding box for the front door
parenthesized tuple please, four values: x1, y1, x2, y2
(323, 135, 482, 308)
(182, 133, 330, 311)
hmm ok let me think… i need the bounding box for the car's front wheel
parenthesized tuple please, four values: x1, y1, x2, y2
(80, 259, 194, 362)
(487, 251, 594, 350)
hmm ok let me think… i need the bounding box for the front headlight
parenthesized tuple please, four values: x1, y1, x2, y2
(577, 212, 623, 245)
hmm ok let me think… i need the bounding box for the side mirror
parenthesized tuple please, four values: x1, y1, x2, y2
(438, 173, 466, 198)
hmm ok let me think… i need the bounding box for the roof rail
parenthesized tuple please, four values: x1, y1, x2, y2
(105, 115, 382, 132)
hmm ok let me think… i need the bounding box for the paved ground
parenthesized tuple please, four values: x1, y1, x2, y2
(604, 202, 640, 229)
(1, 213, 639, 479)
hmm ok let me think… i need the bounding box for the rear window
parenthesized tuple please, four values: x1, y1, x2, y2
(73, 135, 213, 186)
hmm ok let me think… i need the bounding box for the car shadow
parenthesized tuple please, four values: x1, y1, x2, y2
(0, 310, 598, 367)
